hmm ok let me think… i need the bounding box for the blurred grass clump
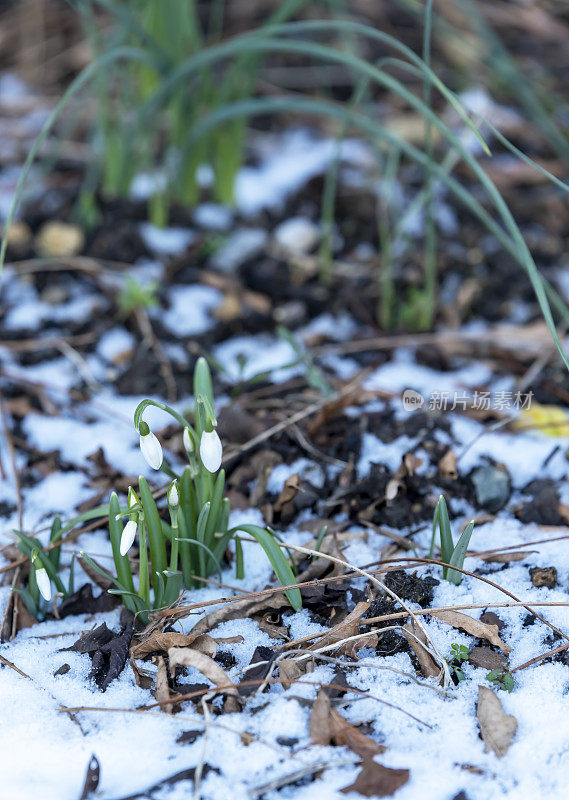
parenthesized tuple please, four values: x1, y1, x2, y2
(74, 0, 309, 223)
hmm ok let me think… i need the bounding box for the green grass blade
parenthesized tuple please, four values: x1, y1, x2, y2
(229, 523, 301, 610)
(108, 492, 135, 594)
(447, 521, 475, 585)
(138, 477, 168, 604)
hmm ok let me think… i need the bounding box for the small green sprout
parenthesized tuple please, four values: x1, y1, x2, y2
(429, 495, 475, 585)
(448, 642, 470, 683)
(117, 278, 158, 317)
(486, 668, 514, 693)
(81, 357, 302, 621)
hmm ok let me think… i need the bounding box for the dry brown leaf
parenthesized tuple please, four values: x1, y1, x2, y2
(131, 632, 217, 660)
(438, 449, 458, 480)
(279, 658, 303, 689)
(431, 610, 510, 654)
(168, 647, 240, 712)
(308, 601, 377, 658)
(274, 474, 301, 513)
(477, 685, 517, 758)
(402, 619, 439, 678)
(480, 551, 534, 564)
(154, 655, 174, 714)
(310, 689, 333, 745)
(329, 709, 385, 760)
(309, 689, 385, 762)
(341, 759, 410, 797)
(189, 593, 289, 636)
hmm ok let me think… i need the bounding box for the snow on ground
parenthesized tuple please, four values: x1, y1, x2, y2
(2, 326, 569, 799)
(2, 126, 569, 800)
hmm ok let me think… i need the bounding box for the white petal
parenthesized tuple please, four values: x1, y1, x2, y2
(168, 482, 179, 508)
(36, 567, 52, 601)
(140, 431, 163, 470)
(120, 519, 138, 556)
(199, 429, 222, 473)
(183, 428, 193, 454)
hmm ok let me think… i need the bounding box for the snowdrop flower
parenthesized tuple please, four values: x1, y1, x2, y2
(35, 565, 52, 601)
(120, 519, 138, 556)
(200, 429, 222, 473)
(183, 427, 193, 456)
(128, 486, 139, 512)
(168, 480, 179, 509)
(139, 424, 163, 470)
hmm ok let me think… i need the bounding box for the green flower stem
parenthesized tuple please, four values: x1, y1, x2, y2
(138, 521, 150, 607)
(28, 566, 40, 610)
(204, 469, 225, 543)
(195, 502, 210, 578)
(177, 507, 195, 587)
(169, 518, 179, 572)
(133, 398, 195, 438)
(139, 476, 168, 605)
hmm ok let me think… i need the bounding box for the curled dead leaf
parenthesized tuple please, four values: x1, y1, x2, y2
(189, 593, 288, 636)
(402, 619, 439, 679)
(431, 610, 510, 654)
(279, 658, 303, 689)
(477, 685, 517, 757)
(154, 655, 174, 714)
(168, 647, 240, 712)
(308, 601, 377, 658)
(309, 689, 385, 760)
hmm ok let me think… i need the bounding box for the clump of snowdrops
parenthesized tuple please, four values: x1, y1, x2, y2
(81, 357, 301, 618)
(15, 358, 300, 621)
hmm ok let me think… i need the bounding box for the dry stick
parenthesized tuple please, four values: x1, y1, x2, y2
(240, 537, 451, 687)
(57, 676, 428, 726)
(65, 677, 431, 727)
(255, 649, 452, 697)
(0, 332, 96, 352)
(249, 759, 357, 799)
(512, 641, 569, 673)
(377, 556, 569, 644)
(278, 601, 569, 652)
(222, 369, 373, 464)
(0, 653, 31, 679)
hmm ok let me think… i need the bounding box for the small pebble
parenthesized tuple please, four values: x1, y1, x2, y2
(529, 566, 557, 589)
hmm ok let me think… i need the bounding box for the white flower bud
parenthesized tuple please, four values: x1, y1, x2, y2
(140, 430, 163, 470)
(128, 486, 138, 510)
(168, 481, 179, 509)
(183, 428, 193, 455)
(120, 519, 138, 556)
(199, 429, 222, 473)
(35, 566, 52, 601)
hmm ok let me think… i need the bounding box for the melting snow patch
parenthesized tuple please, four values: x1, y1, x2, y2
(235, 130, 371, 216)
(210, 228, 267, 273)
(161, 284, 222, 337)
(139, 223, 195, 255)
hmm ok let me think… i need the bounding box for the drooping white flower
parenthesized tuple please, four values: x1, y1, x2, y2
(199, 429, 222, 473)
(140, 430, 163, 470)
(183, 428, 193, 456)
(120, 519, 138, 556)
(35, 566, 52, 601)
